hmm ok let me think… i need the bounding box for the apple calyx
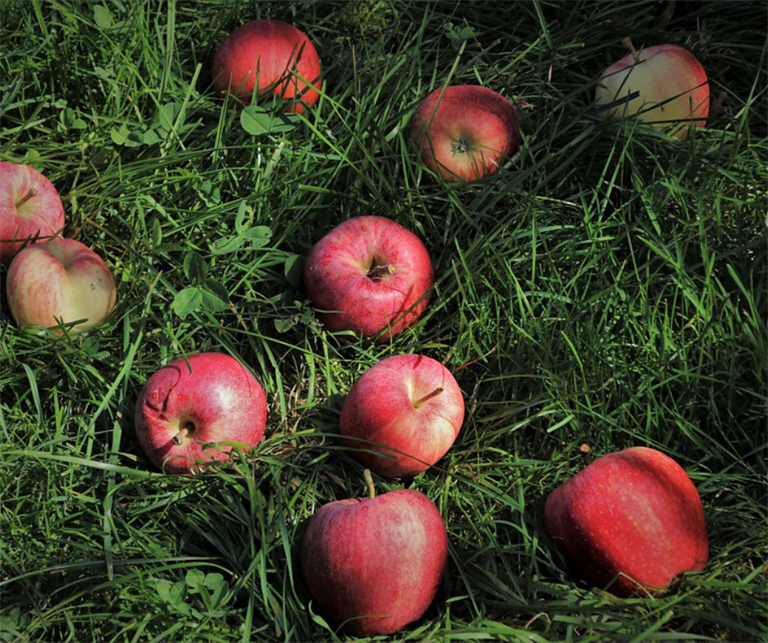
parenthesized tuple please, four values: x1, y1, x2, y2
(363, 468, 376, 499)
(172, 421, 196, 446)
(452, 136, 471, 156)
(412, 386, 444, 409)
(15, 188, 38, 209)
(367, 259, 395, 281)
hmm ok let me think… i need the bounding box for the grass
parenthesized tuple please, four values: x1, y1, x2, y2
(1, 0, 766, 641)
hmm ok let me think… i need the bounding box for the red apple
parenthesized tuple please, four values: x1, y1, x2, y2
(544, 446, 709, 597)
(301, 471, 448, 636)
(595, 43, 709, 140)
(410, 85, 520, 182)
(303, 216, 434, 342)
(0, 161, 65, 263)
(212, 19, 322, 113)
(134, 352, 268, 474)
(6, 237, 117, 335)
(340, 354, 464, 477)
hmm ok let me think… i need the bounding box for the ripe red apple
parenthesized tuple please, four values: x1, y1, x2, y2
(340, 354, 464, 477)
(409, 85, 521, 182)
(303, 216, 434, 342)
(212, 19, 322, 113)
(0, 161, 65, 263)
(6, 237, 117, 335)
(134, 352, 268, 474)
(595, 43, 709, 140)
(301, 471, 448, 636)
(544, 446, 709, 597)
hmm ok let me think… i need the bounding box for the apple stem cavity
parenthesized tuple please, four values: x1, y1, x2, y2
(172, 421, 195, 446)
(363, 468, 376, 499)
(15, 188, 38, 208)
(413, 387, 444, 408)
(367, 260, 395, 280)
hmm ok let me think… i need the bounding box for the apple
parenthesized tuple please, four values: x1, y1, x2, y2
(0, 161, 65, 263)
(212, 19, 322, 113)
(6, 237, 117, 335)
(340, 354, 464, 477)
(595, 42, 709, 140)
(303, 216, 434, 342)
(409, 85, 521, 182)
(134, 352, 268, 474)
(301, 470, 448, 636)
(544, 446, 709, 597)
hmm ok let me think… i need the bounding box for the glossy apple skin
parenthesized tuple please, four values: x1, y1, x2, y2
(301, 488, 448, 636)
(134, 353, 268, 474)
(303, 216, 434, 342)
(6, 238, 116, 335)
(135, 352, 267, 474)
(410, 85, 520, 182)
(212, 19, 321, 113)
(0, 162, 65, 263)
(595, 44, 709, 140)
(544, 446, 709, 596)
(340, 354, 464, 477)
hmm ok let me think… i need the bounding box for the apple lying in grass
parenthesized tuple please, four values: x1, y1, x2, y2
(134, 352, 268, 474)
(410, 85, 521, 182)
(6, 238, 117, 335)
(303, 216, 434, 342)
(595, 42, 709, 140)
(340, 354, 464, 477)
(212, 19, 322, 113)
(301, 470, 448, 636)
(0, 161, 65, 263)
(544, 446, 709, 597)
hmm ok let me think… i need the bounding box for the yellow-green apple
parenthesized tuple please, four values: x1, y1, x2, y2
(303, 216, 434, 342)
(301, 471, 448, 636)
(595, 43, 709, 140)
(134, 352, 268, 474)
(340, 354, 464, 477)
(0, 161, 65, 263)
(410, 85, 520, 182)
(6, 238, 116, 335)
(212, 19, 322, 113)
(544, 446, 709, 597)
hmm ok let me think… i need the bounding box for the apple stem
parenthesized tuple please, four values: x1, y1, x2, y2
(367, 261, 395, 280)
(363, 469, 376, 499)
(172, 422, 195, 446)
(413, 387, 444, 408)
(15, 188, 37, 208)
(580, 443, 592, 466)
(622, 37, 639, 62)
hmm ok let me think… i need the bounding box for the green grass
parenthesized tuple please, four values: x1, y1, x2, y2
(1, 0, 766, 641)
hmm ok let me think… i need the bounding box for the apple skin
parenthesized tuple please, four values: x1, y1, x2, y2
(301, 487, 448, 636)
(0, 161, 65, 263)
(340, 354, 464, 477)
(544, 446, 709, 597)
(6, 238, 117, 335)
(595, 44, 709, 140)
(410, 85, 521, 182)
(134, 352, 268, 474)
(303, 216, 434, 342)
(212, 19, 322, 113)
